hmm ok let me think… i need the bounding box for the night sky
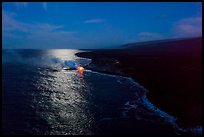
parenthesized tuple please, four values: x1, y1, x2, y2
(2, 2, 202, 49)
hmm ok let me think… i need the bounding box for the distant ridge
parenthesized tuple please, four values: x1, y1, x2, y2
(121, 37, 202, 49)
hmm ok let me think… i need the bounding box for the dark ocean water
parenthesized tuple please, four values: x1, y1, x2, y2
(2, 49, 201, 135)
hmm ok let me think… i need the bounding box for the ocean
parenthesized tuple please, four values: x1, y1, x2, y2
(2, 49, 201, 135)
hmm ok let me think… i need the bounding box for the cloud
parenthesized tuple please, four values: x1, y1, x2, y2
(2, 10, 28, 33)
(2, 10, 78, 48)
(2, 10, 75, 34)
(84, 19, 105, 24)
(137, 32, 162, 41)
(2, 10, 116, 49)
(2, 10, 130, 49)
(173, 17, 202, 37)
(42, 2, 48, 11)
(34, 23, 64, 31)
(14, 2, 28, 9)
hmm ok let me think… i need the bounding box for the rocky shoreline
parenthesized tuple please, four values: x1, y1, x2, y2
(75, 37, 202, 129)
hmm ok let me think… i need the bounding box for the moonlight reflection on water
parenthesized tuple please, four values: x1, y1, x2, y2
(32, 50, 94, 135)
(3, 49, 198, 135)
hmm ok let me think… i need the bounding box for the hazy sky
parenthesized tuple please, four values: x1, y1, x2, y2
(2, 2, 202, 49)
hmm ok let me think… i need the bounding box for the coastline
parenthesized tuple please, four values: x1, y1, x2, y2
(75, 37, 202, 129)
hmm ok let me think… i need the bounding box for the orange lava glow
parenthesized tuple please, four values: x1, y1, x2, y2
(76, 66, 84, 76)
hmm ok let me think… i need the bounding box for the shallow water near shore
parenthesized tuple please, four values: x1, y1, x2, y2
(2, 49, 201, 135)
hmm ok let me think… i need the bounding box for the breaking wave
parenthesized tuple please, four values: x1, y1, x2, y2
(119, 77, 202, 135)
